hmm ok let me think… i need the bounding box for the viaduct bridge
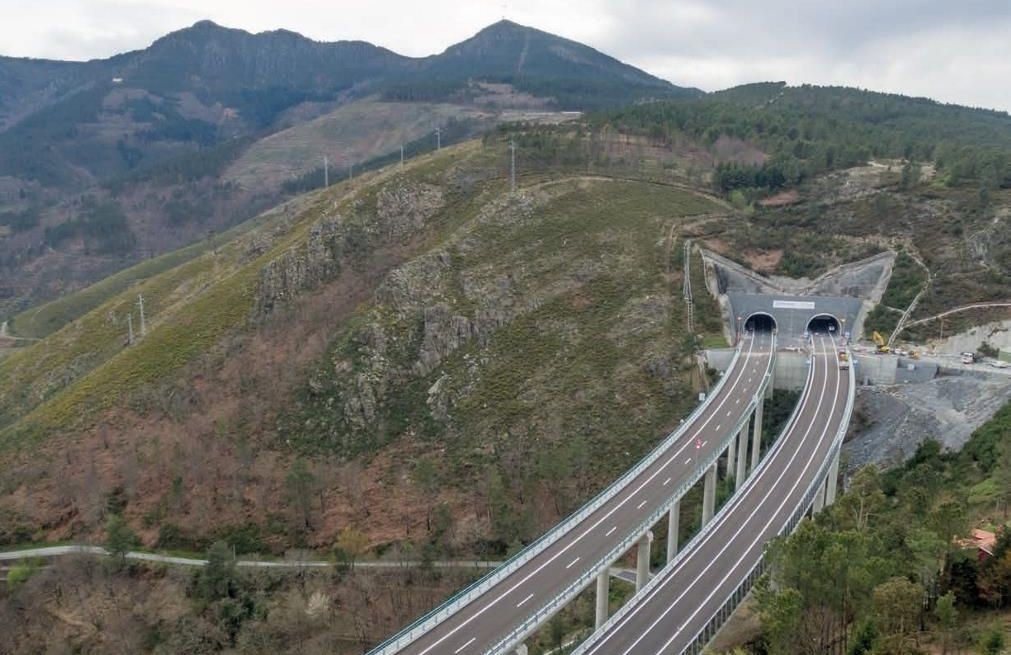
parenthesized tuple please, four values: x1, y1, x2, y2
(368, 299, 855, 655)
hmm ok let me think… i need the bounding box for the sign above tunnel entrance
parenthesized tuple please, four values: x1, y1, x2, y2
(773, 300, 816, 310)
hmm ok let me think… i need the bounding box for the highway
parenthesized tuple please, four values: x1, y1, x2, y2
(373, 330, 776, 655)
(575, 332, 851, 655)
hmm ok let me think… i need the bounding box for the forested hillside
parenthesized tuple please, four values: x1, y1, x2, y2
(757, 403, 1011, 655)
(597, 83, 1011, 195)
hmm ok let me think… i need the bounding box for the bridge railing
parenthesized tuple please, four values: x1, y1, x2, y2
(488, 336, 777, 654)
(571, 336, 805, 655)
(366, 341, 751, 655)
(680, 348, 856, 655)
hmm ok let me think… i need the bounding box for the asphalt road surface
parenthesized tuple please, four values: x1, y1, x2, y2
(576, 333, 849, 655)
(381, 329, 776, 655)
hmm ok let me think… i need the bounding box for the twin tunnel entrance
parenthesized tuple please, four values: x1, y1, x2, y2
(743, 312, 841, 336)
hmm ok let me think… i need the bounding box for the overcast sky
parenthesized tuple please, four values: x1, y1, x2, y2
(2, 0, 1010, 112)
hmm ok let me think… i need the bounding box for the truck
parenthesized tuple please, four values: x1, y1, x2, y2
(839, 350, 850, 370)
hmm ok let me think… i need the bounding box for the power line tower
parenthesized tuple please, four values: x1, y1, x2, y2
(138, 294, 146, 337)
(510, 138, 517, 193)
(435, 127, 441, 151)
(324, 155, 329, 187)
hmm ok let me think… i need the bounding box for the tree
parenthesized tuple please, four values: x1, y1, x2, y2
(836, 466, 885, 532)
(412, 458, 439, 533)
(195, 541, 238, 602)
(978, 624, 1005, 655)
(996, 442, 1011, 519)
(105, 514, 138, 565)
(336, 527, 369, 571)
(285, 459, 317, 532)
(872, 577, 924, 653)
(933, 591, 957, 655)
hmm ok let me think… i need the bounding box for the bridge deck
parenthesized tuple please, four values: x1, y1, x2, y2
(576, 334, 851, 655)
(373, 330, 775, 655)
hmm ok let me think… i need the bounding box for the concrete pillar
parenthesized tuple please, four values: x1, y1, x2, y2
(702, 464, 717, 525)
(726, 433, 736, 479)
(515, 645, 528, 655)
(735, 427, 748, 490)
(635, 531, 653, 592)
(825, 451, 840, 506)
(595, 571, 609, 629)
(750, 399, 764, 473)
(813, 480, 826, 513)
(666, 501, 680, 563)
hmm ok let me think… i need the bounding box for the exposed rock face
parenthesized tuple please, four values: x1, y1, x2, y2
(844, 373, 1011, 470)
(255, 215, 343, 315)
(255, 179, 447, 316)
(416, 304, 475, 376)
(376, 181, 444, 239)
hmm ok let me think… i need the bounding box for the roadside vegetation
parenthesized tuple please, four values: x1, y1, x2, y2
(753, 400, 1011, 655)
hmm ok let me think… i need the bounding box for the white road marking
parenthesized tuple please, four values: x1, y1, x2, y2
(663, 477, 672, 486)
(586, 336, 842, 655)
(412, 334, 774, 655)
(637, 500, 648, 510)
(605, 526, 617, 537)
(565, 557, 580, 570)
(516, 593, 535, 607)
(454, 637, 476, 653)
(684, 458, 692, 465)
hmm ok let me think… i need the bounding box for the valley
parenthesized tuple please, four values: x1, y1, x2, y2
(0, 13, 1009, 655)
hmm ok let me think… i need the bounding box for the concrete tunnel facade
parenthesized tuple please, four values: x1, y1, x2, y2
(727, 293, 863, 342)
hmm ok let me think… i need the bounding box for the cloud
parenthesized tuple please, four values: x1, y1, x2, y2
(0, 0, 1008, 111)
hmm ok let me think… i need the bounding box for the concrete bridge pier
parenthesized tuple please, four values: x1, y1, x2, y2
(812, 482, 826, 514)
(636, 531, 654, 591)
(666, 501, 680, 563)
(595, 570, 609, 629)
(825, 452, 840, 506)
(750, 399, 763, 473)
(726, 434, 737, 479)
(702, 464, 717, 525)
(735, 427, 748, 490)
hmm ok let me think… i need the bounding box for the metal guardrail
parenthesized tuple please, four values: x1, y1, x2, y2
(679, 347, 856, 655)
(366, 340, 755, 654)
(488, 337, 777, 654)
(572, 338, 808, 655)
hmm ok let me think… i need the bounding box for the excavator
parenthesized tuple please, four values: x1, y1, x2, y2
(872, 331, 890, 354)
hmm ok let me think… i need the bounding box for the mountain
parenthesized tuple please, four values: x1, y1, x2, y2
(388, 20, 696, 109)
(0, 19, 697, 319)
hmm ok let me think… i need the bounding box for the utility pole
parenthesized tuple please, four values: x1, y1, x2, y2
(324, 155, 329, 187)
(435, 127, 441, 151)
(510, 138, 517, 193)
(127, 313, 134, 346)
(400, 145, 404, 168)
(138, 294, 146, 337)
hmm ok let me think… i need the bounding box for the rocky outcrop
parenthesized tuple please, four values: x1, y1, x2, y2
(375, 181, 444, 239)
(255, 179, 447, 316)
(255, 215, 344, 315)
